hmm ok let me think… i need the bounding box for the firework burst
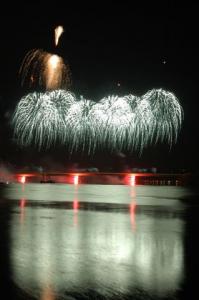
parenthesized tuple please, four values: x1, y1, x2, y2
(12, 89, 183, 153)
(12, 90, 76, 148)
(19, 49, 71, 90)
(19, 25, 71, 90)
(13, 25, 183, 153)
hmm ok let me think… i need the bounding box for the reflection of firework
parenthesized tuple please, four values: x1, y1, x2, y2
(12, 89, 183, 152)
(19, 49, 71, 90)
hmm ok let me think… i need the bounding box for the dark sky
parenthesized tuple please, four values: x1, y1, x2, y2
(0, 2, 198, 171)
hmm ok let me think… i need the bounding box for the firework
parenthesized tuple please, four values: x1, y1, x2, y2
(55, 26, 64, 46)
(12, 90, 76, 148)
(19, 49, 71, 90)
(66, 97, 97, 153)
(13, 25, 183, 153)
(12, 89, 183, 152)
(19, 26, 71, 90)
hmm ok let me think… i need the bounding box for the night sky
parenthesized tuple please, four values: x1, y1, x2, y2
(0, 2, 198, 172)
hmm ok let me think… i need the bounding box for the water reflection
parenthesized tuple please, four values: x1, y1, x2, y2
(40, 285, 55, 300)
(130, 186, 137, 231)
(19, 198, 26, 224)
(10, 199, 184, 298)
(129, 201, 136, 231)
(73, 184, 79, 226)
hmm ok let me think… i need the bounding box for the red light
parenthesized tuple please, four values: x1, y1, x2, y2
(20, 198, 26, 208)
(130, 175, 135, 186)
(20, 198, 26, 224)
(74, 175, 79, 185)
(73, 199, 79, 211)
(20, 176, 26, 184)
(130, 201, 137, 231)
(73, 199, 79, 226)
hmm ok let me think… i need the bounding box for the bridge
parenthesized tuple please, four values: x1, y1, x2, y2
(10, 172, 191, 186)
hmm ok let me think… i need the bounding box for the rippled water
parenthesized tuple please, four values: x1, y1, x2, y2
(0, 183, 199, 299)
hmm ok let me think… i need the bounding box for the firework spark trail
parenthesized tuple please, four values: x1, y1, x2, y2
(54, 26, 64, 47)
(19, 49, 71, 90)
(12, 89, 183, 152)
(44, 54, 66, 90)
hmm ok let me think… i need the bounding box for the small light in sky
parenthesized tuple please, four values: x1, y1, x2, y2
(117, 82, 121, 87)
(162, 60, 167, 64)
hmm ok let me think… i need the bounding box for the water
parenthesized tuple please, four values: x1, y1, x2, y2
(0, 183, 199, 299)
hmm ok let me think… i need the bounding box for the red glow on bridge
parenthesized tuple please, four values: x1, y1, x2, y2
(19, 175, 26, 184)
(130, 175, 136, 186)
(73, 175, 79, 185)
(13, 171, 185, 186)
(125, 174, 136, 186)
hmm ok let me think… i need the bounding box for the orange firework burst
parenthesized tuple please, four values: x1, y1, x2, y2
(19, 26, 71, 90)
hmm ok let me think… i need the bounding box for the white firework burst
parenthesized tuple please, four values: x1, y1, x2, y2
(66, 97, 97, 153)
(12, 90, 76, 148)
(12, 89, 183, 153)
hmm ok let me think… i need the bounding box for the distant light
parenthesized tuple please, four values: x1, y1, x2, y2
(117, 82, 121, 87)
(162, 60, 167, 64)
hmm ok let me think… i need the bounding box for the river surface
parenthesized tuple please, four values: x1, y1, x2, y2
(0, 183, 199, 299)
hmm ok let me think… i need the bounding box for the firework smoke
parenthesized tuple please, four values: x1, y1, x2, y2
(12, 89, 183, 153)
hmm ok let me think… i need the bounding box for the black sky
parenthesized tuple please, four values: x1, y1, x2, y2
(0, 2, 198, 171)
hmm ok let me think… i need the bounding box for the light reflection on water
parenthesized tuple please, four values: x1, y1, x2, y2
(4, 183, 186, 299)
(4, 183, 193, 204)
